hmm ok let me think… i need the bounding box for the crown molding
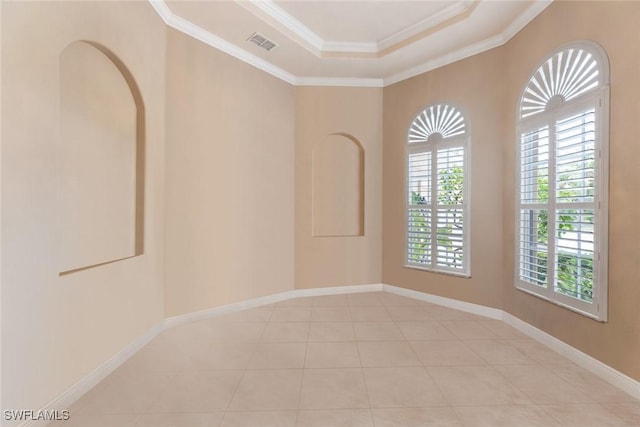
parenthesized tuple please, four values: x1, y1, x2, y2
(377, 0, 474, 52)
(383, 0, 554, 86)
(148, 0, 297, 85)
(502, 0, 554, 41)
(241, 0, 474, 58)
(296, 77, 384, 88)
(321, 41, 378, 55)
(236, 0, 323, 57)
(383, 33, 504, 86)
(149, 0, 552, 88)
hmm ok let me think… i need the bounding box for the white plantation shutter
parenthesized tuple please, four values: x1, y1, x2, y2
(407, 105, 469, 276)
(516, 42, 609, 321)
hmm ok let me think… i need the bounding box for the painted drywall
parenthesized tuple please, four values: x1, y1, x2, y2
(312, 134, 364, 237)
(501, 1, 640, 382)
(1, 0, 167, 420)
(164, 29, 295, 317)
(382, 47, 506, 309)
(295, 87, 382, 288)
(383, 1, 640, 381)
(58, 41, 140, 273)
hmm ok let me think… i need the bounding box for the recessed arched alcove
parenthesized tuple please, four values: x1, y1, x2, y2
(58, 41, 145, 274)
(312, 133, 365, 237)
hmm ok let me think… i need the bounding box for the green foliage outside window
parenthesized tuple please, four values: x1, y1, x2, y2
(531, 168, 594, 302)
(409, 166, 463, 268)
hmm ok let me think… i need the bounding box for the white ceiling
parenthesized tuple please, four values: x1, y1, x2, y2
(152, 0, 552, 87)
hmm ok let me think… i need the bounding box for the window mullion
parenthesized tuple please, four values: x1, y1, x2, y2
(430, 146, 437, 271)
(548, 117, 557, 299)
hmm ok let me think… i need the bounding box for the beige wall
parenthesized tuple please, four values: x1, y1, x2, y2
(383, 47, 506, 309)
(383, 1, 640, 381)
(501, 1, 640, 381)
(1, 0, 167, 418)
(164, 29, 295, 317)
(3, 0, 639, 417)
(295, 87, 382, 289)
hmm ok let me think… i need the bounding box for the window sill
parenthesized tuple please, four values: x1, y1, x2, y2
(514, 283, 606, 322)
(404, 264, 471, 279)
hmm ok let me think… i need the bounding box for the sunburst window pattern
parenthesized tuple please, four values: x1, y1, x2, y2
(408, 104, 466, 143)
(520, 48, 601, 119)
(407, 104, 468, 275)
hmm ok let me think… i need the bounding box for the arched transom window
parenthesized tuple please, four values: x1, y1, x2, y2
(516, 41, 610, 321)
(406, 104, 470, 276)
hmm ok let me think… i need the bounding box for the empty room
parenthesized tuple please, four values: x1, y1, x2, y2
(1, 0, 639, 426)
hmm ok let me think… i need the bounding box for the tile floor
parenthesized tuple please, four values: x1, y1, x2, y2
(50, 292, 640, 426)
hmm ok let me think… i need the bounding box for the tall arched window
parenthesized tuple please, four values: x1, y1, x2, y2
(516, 41, 609, 321)
(406, 104, 470, 276)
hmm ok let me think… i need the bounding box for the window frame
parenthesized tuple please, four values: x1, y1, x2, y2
(515, 41, 610, 321)
(405, 104, 471, 277)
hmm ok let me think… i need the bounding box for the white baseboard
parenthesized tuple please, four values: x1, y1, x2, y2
(19, 321, 165, 427)
(502, 312, 640, 400)
(26, 282, 638, 425)
(164, 283, 384, 329)
(382, 283, 503, 320)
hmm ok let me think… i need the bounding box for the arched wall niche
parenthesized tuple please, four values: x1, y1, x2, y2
(312, 133, 365, 237)
(58, 40, 145, 274)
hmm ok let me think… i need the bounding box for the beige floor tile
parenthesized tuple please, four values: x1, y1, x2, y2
(188, 342, 258, 370)
(463, 340, 537, 365)
(276, 297, 314, 307)
(454, 405, 560, 427)
(541, 403, 633, 426)
(476, 320, 528, 339)
(603, 402, 640, 425)
(396, 321, 458, 340)
(219, 306, 274, 322)
(310, 307, 351, 322)
(73, 371, 175, 415)
(426, 306, 484, 321)
(363, 367, 448, 408)
(353, 322, 405, 341)
(270, 307, 312, 322)
(247, 342, 307, 369)
(312, 295, 350, 307)
(549, 363, 637, 403)
(308, 322, 355, 342)
(385, 306, 435, 321)
(428, 366, 531, 406)
(409, 340, 485, 366)
(151, 370, 244, 412)
(206, 321, 267, 343)
(305, 342, 361, 368)
(376, 293, 422, 306)
(496, 365, 594, 404)
(347, 293, 384, 306)
(135, 412, 225, 427)
(58, 292, 639, 427)
(228, 369, 303, 411)
(440, 320, 498, 340)
(508, 339, 574, 366)
(372, 407, 462, 427)
(349, 306, 392, 321)
(358, 341, 421, 367)
(297, 409, 374, 427)
(261, 322, 310, 342)
(118, 336, 192, 372)
(299, 368, 369, 409)
(47, 414, 140, 427)
(220, 410, 296, 427)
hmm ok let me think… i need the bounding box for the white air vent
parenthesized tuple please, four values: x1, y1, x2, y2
(247, 32, 277, 52)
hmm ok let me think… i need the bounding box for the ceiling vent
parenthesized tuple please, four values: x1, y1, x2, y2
(247, 32, 277, 52)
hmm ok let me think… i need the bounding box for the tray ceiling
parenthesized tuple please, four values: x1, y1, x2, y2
(152, 0, 552, 86)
